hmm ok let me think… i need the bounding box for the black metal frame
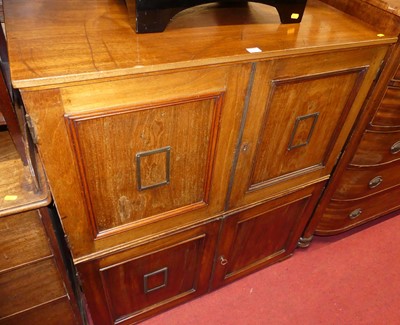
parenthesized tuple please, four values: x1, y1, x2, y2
(126, 0, 308, 33)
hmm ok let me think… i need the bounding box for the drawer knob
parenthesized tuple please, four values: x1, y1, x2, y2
(391, 140, 400, 154)
(349, 208, 362, 220)
(219, 256, 228, 266)
(368, 176, 383, 189)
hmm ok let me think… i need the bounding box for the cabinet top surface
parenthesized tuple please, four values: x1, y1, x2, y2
(4, 0, 397, 89)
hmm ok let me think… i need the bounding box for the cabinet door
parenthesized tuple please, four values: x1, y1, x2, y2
(77, 221, 220, 325)
(212, 184, 323, 288)
(228, 47, 387, 209)
(22, 64, 252, 258)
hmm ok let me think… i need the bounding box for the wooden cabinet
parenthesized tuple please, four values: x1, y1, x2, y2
(305, 0, 400, 236)
(0, 132, 81, 325)
(3, 0, 397, 322)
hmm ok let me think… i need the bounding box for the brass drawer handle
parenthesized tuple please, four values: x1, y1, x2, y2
(219, 256, 228, 266)
(349, 208, 362, 220)
(391, 140, 400, 154)
(368, 176, 383, 189)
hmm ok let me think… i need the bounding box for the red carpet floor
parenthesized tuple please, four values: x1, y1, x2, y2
(142, 212, 400, 325)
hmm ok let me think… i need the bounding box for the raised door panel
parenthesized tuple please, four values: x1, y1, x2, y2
(212, 184, 323, 289)
(77, 221, 220, 324)
(249, 70, 360, 184)
(66, 96, 221, 237)
(228, 47, 386, 209)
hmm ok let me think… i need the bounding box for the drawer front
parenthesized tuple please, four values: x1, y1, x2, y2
(351, 130, 400, 166)
(332, 161, 400, 201)
(0, 211, 52, 272)
(316, 185, 400, 235)
(0, 259, 66, 318)
(393, 64, 400, 81)
(370, 86, 400, 128)
(77, 221, 219, 325)
(0, 297, 76, 325)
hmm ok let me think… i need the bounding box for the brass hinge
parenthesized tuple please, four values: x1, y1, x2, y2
(25, 114, 38, 144)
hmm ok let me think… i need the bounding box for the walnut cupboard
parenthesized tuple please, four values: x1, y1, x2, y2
(3, 0, 399, 323)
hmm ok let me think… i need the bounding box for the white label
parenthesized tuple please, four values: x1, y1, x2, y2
(246, 47, 262, 54)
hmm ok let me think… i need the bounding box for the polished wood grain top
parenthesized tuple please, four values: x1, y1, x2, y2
(0, 132, 50, 216)
(3, 0, 397, 89)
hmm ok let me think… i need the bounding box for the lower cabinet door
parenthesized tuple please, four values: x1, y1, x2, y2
(212, 184, 323, 289)
(77, 221, 220, 325)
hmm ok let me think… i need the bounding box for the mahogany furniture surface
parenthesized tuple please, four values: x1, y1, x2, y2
(302, 0, 400, 237)
(3, 0, 397, 323)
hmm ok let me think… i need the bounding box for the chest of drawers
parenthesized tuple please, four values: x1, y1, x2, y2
(304, 0, 400, 237)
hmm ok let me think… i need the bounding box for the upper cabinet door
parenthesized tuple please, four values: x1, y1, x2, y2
(23, 65, 252, 258)
(66, 95, 222, 236)
(228, 47, 388, 209)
